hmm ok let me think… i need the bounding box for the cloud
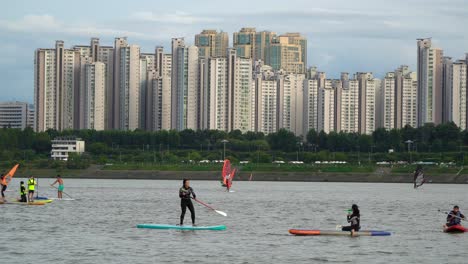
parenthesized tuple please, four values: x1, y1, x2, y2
(0, 14, 158, 40)
(130, 11, 219, 24)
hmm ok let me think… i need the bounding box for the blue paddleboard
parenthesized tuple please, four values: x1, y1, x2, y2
(136, 224, 226, 230)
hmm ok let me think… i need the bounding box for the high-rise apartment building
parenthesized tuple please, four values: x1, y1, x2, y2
(254, 31, 277, 65)
(317, 81, 336, 134)
(195, 30, 229, 58)
(340, 73, 359, 133)
(253, 63, 277, 134)
(34, 40, 80, 132)
(442, 57, 468, 129)
(270, 34, 306, 74)
(233, 28, 256, 59)
(0, 102, 35, 129)
(357, 72, 377, 134)
(171, 38, 199, 130)
(140, 53, 156, 129)
(417, 38, 444, 126)
(278, 72, 305, 135)
(83, 62, 106, 130)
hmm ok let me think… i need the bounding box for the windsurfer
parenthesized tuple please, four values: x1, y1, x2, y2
(0, 173, 7, 201)
(413, 165, 424, 189)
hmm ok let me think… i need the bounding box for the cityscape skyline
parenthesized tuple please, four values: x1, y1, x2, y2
(1, 0, 468, 102)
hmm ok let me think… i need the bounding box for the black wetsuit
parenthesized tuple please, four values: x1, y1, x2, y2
(179, 187, 196, 225)
(447, 211, 465, 227)
(342, 212, 360, 232)
(20, 184, 27, 202)
(1, 184, 6, 198)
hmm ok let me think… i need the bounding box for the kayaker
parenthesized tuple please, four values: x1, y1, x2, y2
(19, 181, 27, 202)
(342, 204, 360, 236)
(27, 175, 37, 202)
(413, 165, 424, 188)
(444, 206, 466, 228)
(179, 179, 196, 226)
(51, 174, 64, 199)
(0, 173, 7, 201)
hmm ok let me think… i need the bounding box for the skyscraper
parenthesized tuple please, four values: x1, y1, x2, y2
(34, 40, 80, 132)
(233, 28, 256, 59)
(270, 34, 306, 74)
(357, 72, 377, 134)
(139, 53, 156, 129)
(317, 81, 336, 134)
(417, 38, 444, 126)
(83, 62, 106, 130)
(442, 57, 467, 129)
(171, 38, 199, 130)
(253, 63, 277, 134)
(339, 73, 359, 133)
(277, 72, 305, 135)
(195, 30, 229, 58)
(255, 31, 277, 65)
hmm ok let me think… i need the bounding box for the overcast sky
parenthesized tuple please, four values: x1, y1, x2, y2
(1, 0, 467, 103)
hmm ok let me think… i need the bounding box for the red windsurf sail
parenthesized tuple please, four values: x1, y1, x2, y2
(222, 159, 231, 185)
(4, 164, 19, 185)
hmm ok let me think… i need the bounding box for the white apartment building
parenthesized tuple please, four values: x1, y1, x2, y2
(443, 58, 468, 129)
(50, 137, 85, 161)
(139, 53, 156, 129)
(317, 81, 335, 133)
(356, 72, 376, 134)
(171, 38, 199, 131)
(303, 79, 320, 134)
(83, 62, 106, 130)
(278, 73, 305, 136)
(0, 102, 35, 129)
(340, 73, 359, 133)
(417, 38, 444, 126)
(254, 64, 277, 134)
(382, 72, 396, 130)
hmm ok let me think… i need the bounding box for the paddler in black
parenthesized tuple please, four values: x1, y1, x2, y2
(179, 179, 196, 226)
(444, 205, 466, 228)
(342, 204, 360, 236)
(19, 181, 27, 202)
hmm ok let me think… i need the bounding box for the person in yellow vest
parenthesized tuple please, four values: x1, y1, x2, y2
(19, 181, 27, 202)
(27, 176, 37, 202)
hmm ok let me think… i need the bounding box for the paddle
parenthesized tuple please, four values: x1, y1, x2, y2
(49, 184, 74, 199)
(192, 198, 227, 217)
(439, 210, 467, 222)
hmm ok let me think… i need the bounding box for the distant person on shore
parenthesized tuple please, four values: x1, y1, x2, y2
(1, 173, 7, 201)
(27, 175, 37, 202)
(19, 181, 27, 202)
(413, 165, 425, 188)
(51, 175, 64, 199)
(444, 206, 466, 228)
(342, 204, 360, 236)
(179, 179, 196, 226)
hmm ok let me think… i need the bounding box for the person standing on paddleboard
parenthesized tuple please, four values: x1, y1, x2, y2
(19, 181, 27, 202)
(0, 173, 7, 202)
(444, 205, 466, 228)
(27, 175, 37, 202)
(179, 179, 196, 226)
(51, 174, 64, 199)
(342, 204, 360, 236)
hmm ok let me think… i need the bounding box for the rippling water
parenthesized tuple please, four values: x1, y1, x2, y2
(2, 178, 468, 263)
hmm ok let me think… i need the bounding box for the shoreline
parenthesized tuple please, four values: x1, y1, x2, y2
(14, 168, 468, 183)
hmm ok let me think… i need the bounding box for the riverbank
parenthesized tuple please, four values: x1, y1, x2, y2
(12, 166, 468, 183)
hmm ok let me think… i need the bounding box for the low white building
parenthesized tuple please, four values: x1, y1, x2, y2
(51, 137, 85, 161)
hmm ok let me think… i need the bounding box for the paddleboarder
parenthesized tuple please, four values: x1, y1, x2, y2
(51, 174, 64, 199)
(444, 206, 466, 228)
(179, 179, 196, 226)
(19, 181, 27, 202)
(342, 204, 360, 236)
(0, 173, 7, 201)
(27, 175, 37, 202)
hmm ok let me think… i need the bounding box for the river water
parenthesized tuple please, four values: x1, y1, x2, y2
(2, 179, 467, 263)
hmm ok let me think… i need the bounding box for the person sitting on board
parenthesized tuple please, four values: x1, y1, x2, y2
(1, 173, 7, 202)
(179, 179, 196, 226)
(27, 175, 37, 202)
(444, 205, 466, 228)
(413, 165, 424, 189)
(342, 204, 360, 236)
(51, 174, 64, 199)
(19, 181, 27, 202)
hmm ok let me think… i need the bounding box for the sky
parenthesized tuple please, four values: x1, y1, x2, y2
(1, 0, 467, 103)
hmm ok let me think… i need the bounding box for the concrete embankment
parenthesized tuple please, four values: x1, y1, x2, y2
(16, 167, 468, 183)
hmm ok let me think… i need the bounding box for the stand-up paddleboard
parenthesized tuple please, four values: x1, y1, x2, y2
(137, 224, 226, 231)
(50, 198, 75, 201)
(289, 229, 391, 236)
(444, 225, 467, 233)
(1, 201, 47, 205)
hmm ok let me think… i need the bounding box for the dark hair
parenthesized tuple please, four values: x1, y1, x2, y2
(182, 178, 189, 187)
(416, 165, 423, 171)
(20, 181, 24, 184)
(352, 204, 360, 216)
(57, 175, 61, 178)
(454, 205, 459, 209)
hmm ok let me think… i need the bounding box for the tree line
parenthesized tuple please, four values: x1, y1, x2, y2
(0, 122, 467, 166)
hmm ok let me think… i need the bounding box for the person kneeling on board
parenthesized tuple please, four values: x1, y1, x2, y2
(444, 205, 466, 228)
(19, 181, 27, 202)
(342, 204, 360, 236)
(179, 179, 196, 226)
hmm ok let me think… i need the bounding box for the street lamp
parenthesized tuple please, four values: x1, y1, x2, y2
(405, 140, 413, 164)
(221, 139, 229, 160)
